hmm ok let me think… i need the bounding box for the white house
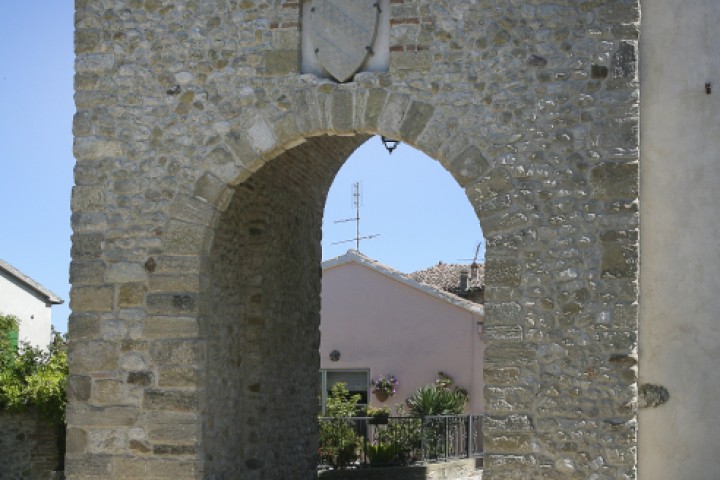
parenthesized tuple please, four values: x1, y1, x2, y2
(320, 250, 485, 414)
(0, 259, 63, 349)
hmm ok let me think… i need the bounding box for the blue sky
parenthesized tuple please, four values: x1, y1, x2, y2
(0, 2, 483, 334)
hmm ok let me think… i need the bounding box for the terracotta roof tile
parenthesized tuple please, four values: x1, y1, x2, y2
(410, 262, 484, 294)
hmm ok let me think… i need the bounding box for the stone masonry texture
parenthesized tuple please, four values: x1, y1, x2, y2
(0, 412, 62, 480)
(69, 0, 640, 478)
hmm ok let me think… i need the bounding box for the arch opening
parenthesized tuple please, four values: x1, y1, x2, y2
(200, 133, 485, 478)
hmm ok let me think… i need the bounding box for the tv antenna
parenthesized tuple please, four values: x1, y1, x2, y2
(458, 241, 484, 264)
(332, 182, 380, 251)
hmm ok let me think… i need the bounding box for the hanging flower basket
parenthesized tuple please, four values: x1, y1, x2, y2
(371, 374, 398, 403)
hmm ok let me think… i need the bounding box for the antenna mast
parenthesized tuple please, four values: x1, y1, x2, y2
(332, 182, 380, 251)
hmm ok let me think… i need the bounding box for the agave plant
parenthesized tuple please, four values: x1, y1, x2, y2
(406, 384, 467, 416)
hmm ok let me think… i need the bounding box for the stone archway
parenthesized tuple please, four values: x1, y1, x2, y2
(69, 1, 639, 478)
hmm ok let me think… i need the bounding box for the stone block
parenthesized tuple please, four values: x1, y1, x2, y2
(158, 366, 198, 387)
(485, 325, 524, 342)
(362, 89, 387, 129)
(143, 389, 197, 413)
(399, 101, 434, 142)
(485, 260, 521, 287)
(71, 233, 103, 260)
(75, 29, 100, 53)
(68, 313, 102, 340)
(71, 261, 106, 285)
(94, 380, 125, 404)
(146, 294, 199, 316)
(485, 367, 521, 385)
(163, 221, 208, 256)
(127, 371, 154, 387)
(142, 317, 199, 339)
(70, 341, 119, 373)
(64, 454, 113, 477)
(147, 417, 198, 444)
(330, 89, 354, 133)
(590, 163, 638, 200)
(484, 415, 534, 433)
(72, 186, 106, 211)
(66, 428, 89, 454)
(107, 262, 146, 283)
(194, 173, 233, 210)
(447, 145, 490, 187)
(71, 285, 115, 312)
(87, 428, 128, 454)
(484, 434, 534, 454)
(74, 137, 123, 159)
(68, 375, 93, 402)
(150, 339, 202, 365)
(75, 53, 115, 73)
(263, 50, 298, 75)
(119, 283, 148, 308)
(148, 275, 201, 293)
(484, 344, 536, 367)
(66, 405, 140, 427)
(601, 241, 638, 278)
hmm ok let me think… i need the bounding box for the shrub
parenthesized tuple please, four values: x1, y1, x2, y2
(406, 372, 468, 416)
(0, 317, 67, 425)
(318, 382, 362, 469)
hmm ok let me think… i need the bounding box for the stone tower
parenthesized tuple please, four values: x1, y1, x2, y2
(69, 0, 642, 478)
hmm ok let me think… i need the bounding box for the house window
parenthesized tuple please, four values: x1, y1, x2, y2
(319, 369, 369, 415)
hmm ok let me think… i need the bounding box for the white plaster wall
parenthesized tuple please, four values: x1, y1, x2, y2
(0, 272, 52, 349)
(639, 1, 720, 478)
(320, 261, 485, 413)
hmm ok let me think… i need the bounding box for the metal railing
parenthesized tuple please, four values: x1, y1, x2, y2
(318, 414, 483, 470)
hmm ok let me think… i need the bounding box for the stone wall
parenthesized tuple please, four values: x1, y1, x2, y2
(70, 0, 640, 478)
(0, 411, 61, 480)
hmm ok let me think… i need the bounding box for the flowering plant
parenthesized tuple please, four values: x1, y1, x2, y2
(371, 374, 398, 397)
(367, 406, 391, 418)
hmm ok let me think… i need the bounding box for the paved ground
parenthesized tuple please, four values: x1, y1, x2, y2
(454, 470, 482, 480)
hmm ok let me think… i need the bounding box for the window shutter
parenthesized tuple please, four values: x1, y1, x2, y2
(7, 330, 19, 351)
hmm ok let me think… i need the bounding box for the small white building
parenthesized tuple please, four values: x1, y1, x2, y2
(320, 250, 485, 414)
(0, 259, 63, 349)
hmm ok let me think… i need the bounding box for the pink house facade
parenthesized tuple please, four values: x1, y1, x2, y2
(320, 251, 485, 414)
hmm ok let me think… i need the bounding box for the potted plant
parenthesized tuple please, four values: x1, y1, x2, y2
(371, 374, 398, 402)
(367, 406, 391, 424)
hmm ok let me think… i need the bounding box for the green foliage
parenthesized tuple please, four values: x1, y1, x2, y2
(367, 406, 390, 418)
(0, 314, 20, 368)
(319, 382, 362, 469)
(374, 417, 422, 465)
(325, 382, 361, 417)
(366, 442, 401, 465)
(0, 321, 68, 425)
(406, 372, 468, 417)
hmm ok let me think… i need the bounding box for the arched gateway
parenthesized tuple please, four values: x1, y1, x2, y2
(69, 1, 640, 478)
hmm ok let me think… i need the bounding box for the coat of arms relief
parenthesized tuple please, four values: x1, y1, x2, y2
(301, 0, 390, 82)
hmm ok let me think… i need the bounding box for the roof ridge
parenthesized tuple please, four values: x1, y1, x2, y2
(322, 250, 483, 315)
(0, 259, 64, 304)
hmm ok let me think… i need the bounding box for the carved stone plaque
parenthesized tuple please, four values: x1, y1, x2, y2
(307, 0, 380, 82)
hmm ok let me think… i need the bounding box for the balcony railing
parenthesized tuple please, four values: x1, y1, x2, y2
(318, 414, 483, 470)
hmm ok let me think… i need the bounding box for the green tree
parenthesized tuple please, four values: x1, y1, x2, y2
(318, 382, 363, 469)
(0, 316, 68, 425)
